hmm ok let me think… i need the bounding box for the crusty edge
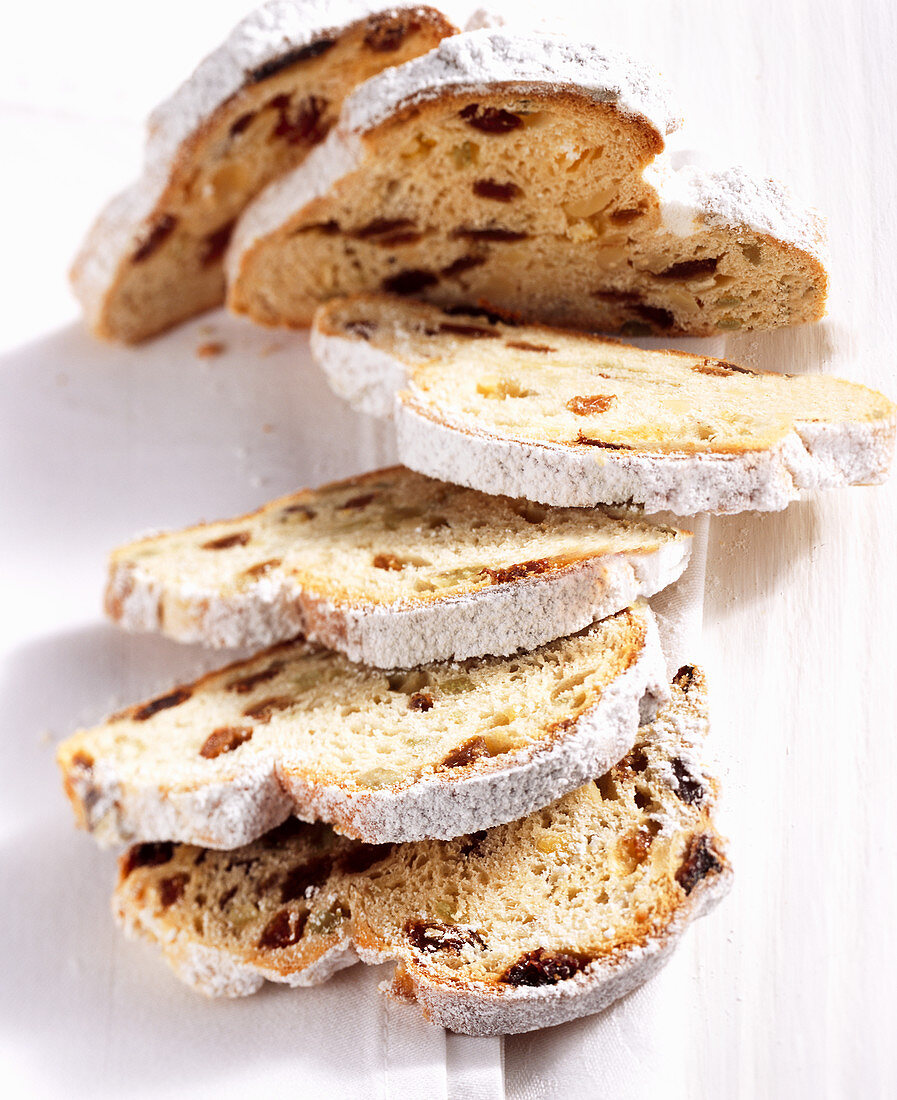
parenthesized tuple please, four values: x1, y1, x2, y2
(105, 530, 691, 665)
(71, 2, 453, 337)
(61, 606, 667, 847)
(395, 855, 732, 1034)
(394, 393, 897, 515)
(280, 608, 668, 842)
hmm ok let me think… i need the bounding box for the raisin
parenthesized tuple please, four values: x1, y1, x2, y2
(201, 531, 250, 550)
(71, 750, 94, 769)
(692, 359, 756, 377)
(218, 885, 238, 909)
(673, 665, 696, 692)
(659, 257, 719, 279)
(500, 948, 590, 986)
(676, 834, 724, 895)
(132, 688, 192, 722)
(279, 855, 334, 902)
(364, 12, 420, 51)
(344, 320, 377, 340)
(158, 873, 189, 908)
(373, 553, 404, 571)
(258, 908, 306, 949)
(473, 179, 522, 202)
(227, 662, 284, 694)
(273, 95, 329, 145)
(451, 227, 528, 242)
(382, 269, 439, 294)
(609, 207, 645, 225)
(241, 558, 282, 580)
(338, 844, 393, 875)
(566, 394, 615, 415)
(408, 692, 434, 712)
(131, 215, 177, 263)
(121, 842, 174, 879)
(482, 559, 552, 584)
(634, 304, 675, 330)
(340, 492, 377, 510)
(354, 217, 416, 239)
(459, 104, 522, 133)
(437, 322, 499, 338)
(200, 220, 236, 266)
(242, 695, 295, 722)
(671, 758, 704, 805)
(406, 920, 485, 954)
(439, 736, 488, 768)
(575, 434, 631, 449)
(506, 341, 554, 353)
(440, 255, 486, 278)
(248, 39, 336, 83)
(229, 111, 255, 137)
(200, 725, 253, 759)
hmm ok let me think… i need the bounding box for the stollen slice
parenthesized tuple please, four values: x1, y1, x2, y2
(106, 466, 691, 666)
(227, 28, 827, 335)
(71, 1, 456, 343)
(312, 296, 896, 514)
(112, 665, 730, 1035)
(59, 603, 665, 848)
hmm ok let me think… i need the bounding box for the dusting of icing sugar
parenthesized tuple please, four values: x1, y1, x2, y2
(645, 158, 828, 264)
(340, 28, 680, 138)
(144, 2, 440, 179)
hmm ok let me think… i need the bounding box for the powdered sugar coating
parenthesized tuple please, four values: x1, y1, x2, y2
(646, 159, 828, 265)
(62, 606, 667, 848)
(71, 2, 446, 333)
(106, 532, 690, 667)
(339, 28, 680, 137)
(396, 395, 897, 515)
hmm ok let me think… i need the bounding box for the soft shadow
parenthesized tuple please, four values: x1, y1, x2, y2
(703, 498, 822, 621)
(0, 312, 397, 553)
(724, 318, 838, 376)
(0, 819, 390, 1096)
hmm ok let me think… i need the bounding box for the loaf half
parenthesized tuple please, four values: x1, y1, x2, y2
(106, 466, 691, 665)
(59, 604, 667, 847)
(70, 2, 456, 343)
(227, 28, 827, 335)
(112, 666, 729, 1035)
(312, 296, 896, 514)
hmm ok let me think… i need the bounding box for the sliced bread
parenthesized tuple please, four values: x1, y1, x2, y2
(59, 603, 666, 848)
(112, 665, 730, 1035)
(106, 466, 691, 665)
(227, 29, 827, 335)
(71, 2, 456, 343)
(312, 296, 896, 513)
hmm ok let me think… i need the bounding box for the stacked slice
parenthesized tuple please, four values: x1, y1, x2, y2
(57, 467, 731, 1032)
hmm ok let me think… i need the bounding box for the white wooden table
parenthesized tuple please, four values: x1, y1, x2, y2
(1, 1, 894, 1096)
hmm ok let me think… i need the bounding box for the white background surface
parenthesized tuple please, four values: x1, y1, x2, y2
(1, 1, 896, 1096)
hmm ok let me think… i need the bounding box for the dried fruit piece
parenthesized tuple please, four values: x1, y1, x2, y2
(227, 662, 285, 694)
(439, 736, 489, 768)
(473, 179, 522, 202)
(200, 726, 253, 759)
(459, 104, 522, 133)
(272, 94, 329, 145)
(437, 322, 499, 338)
(241, 558, 282, 580)
(339, 492, 377, 510)
(364, 12, 420, 52)
(500, 948, 590, 986)
(202, 531, 251, 550)
(132, 689, 192, 722)
(406, 920, 485, 954)
(675, 834, 723, 894)
(258, 908, 306, 949)
(673, 665, 696, 692)
(382, 269, 439, 294)
(658, 258, 719, 279)
(567, 394, 615, 415)
(201, 220, 237, 266)
(248, 39, 335, 83)
(671, 758, 704, 805)
(408, 692, 434, 712)
(158, 873, 189, 908)
(242, 696, 295, 722)
(131, 215, 177, 263)
(441, 255, 486, 278)
(122, 842, 175, 878)
(482, 559, 552, 584)
(506, 341, 555, 353)
(373, 553, 405, 571)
